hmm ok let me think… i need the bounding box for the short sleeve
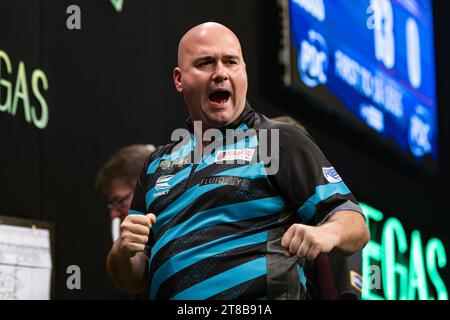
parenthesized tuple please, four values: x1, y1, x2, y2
(268, 125, 363, 225)
(128, 154, 152, 216)
(128, 148, 164, 250)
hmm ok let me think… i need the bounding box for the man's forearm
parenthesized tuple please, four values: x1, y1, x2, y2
(106, 240, 147, 296)
(320, 210, 369, 255)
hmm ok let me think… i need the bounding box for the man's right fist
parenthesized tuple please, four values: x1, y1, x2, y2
(118, 213, 156, 259)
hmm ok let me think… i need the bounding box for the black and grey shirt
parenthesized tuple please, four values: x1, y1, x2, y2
(129, 102, 363, 300)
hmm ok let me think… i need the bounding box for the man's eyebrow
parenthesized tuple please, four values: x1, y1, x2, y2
(193, 56, 214, 64)
(193, 55, 241, 64)
(222, 55, 241, 61)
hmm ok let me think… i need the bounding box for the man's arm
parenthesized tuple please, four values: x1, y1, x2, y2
(319, 210, 369, 255)
(281, 210, 369, 261)
(106, 213, 156, 296)
(106, 241, 148, 296)
(266, 123, 369, 261)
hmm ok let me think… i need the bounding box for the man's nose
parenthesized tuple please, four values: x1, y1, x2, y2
(212, 62, 228, 82)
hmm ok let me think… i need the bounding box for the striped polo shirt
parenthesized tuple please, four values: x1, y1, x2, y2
(129, 102, 363, 300)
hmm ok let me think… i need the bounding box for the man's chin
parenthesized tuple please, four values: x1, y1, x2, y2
(202, 119, 227, 129)
(202, 108, 235, 128)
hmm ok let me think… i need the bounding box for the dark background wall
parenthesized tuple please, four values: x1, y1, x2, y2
(0, 0, 448, 299)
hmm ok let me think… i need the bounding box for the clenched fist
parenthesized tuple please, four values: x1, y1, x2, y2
(281, 223, 337, 262)
(118, 213, 156, 259)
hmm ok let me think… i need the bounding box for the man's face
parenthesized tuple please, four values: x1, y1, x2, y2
(105, 179, 134, 222)
(174, 24, 248, 129)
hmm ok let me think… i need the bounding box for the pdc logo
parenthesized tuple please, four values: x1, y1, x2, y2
(409, 105, 433, 158)
(298, 30, 328, 88)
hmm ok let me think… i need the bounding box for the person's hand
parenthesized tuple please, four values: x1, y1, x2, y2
(281, 224, 338, 262)
(118, 213, 156, 259)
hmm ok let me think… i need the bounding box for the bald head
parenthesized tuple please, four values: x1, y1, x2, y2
(177, 22, 244, 67)
(173, 22, 248, 128)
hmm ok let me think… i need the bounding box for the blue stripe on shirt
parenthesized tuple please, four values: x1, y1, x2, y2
(150, 196, 284, 259)
(169, 256, 267, 300)
(151, 183, 222, 235)
(151, 162, 269, 235)
(145, 166, 192, 209)
(297, 182, 351, 222)
(147, 137, 195, 175)
(149, 230, 268, 299)
(297, 265, 307, 288)
(216, 161, 267, 180)
(128, 210, 145, 215)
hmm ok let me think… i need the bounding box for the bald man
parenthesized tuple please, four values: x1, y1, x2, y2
(107, 22, 369, 300)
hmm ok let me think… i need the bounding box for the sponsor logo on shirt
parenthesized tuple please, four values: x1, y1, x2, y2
(159, 157, 189, 170)
(155, 175, 173, 191)
(199, 176, 244, 187)
(153, 190, 169, 198)
(322, 167, 342, 184)
(152, 175, 173, 198)
(350, 270, 363, 292)
(215, 149, 255, 163)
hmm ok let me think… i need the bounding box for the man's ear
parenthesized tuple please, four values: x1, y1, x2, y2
(173, 67, 183, 93)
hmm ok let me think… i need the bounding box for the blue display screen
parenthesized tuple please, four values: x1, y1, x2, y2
(288, 0, 437, 159)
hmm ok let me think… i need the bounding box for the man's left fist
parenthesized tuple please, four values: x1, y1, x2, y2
(281, 224, 337, 262)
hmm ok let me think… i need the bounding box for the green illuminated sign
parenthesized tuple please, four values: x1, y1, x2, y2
(361, 203, 448, 300)
(110, 0, 124, 13)
(0, 49, 49, 130)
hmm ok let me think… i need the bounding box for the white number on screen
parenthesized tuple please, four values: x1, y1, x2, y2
(372, 0, 395, 69)
(406, 18, 422, 88)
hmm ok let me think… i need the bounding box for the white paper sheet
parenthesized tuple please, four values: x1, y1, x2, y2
(0, 224, 52, 300)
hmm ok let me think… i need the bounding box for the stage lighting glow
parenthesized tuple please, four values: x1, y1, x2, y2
(361, 203, 448, 300)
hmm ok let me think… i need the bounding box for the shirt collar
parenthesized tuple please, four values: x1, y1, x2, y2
(185, 101, 254, 133)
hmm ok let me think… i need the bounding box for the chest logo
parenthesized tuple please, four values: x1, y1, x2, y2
(215, 149, 255, 163)
(155, 175, 174, 191)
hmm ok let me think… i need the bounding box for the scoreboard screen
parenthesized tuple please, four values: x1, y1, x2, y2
(280, 0, 438, 160)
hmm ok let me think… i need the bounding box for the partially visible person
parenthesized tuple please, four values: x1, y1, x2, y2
(95, 144, 154, 242)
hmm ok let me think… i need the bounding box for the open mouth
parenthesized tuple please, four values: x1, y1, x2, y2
(208, 90, 231, 105)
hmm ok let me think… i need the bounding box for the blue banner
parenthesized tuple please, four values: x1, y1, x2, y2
(289, 0, 437, 159)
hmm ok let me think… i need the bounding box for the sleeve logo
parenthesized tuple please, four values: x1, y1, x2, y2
(322, 167, 342, 184)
